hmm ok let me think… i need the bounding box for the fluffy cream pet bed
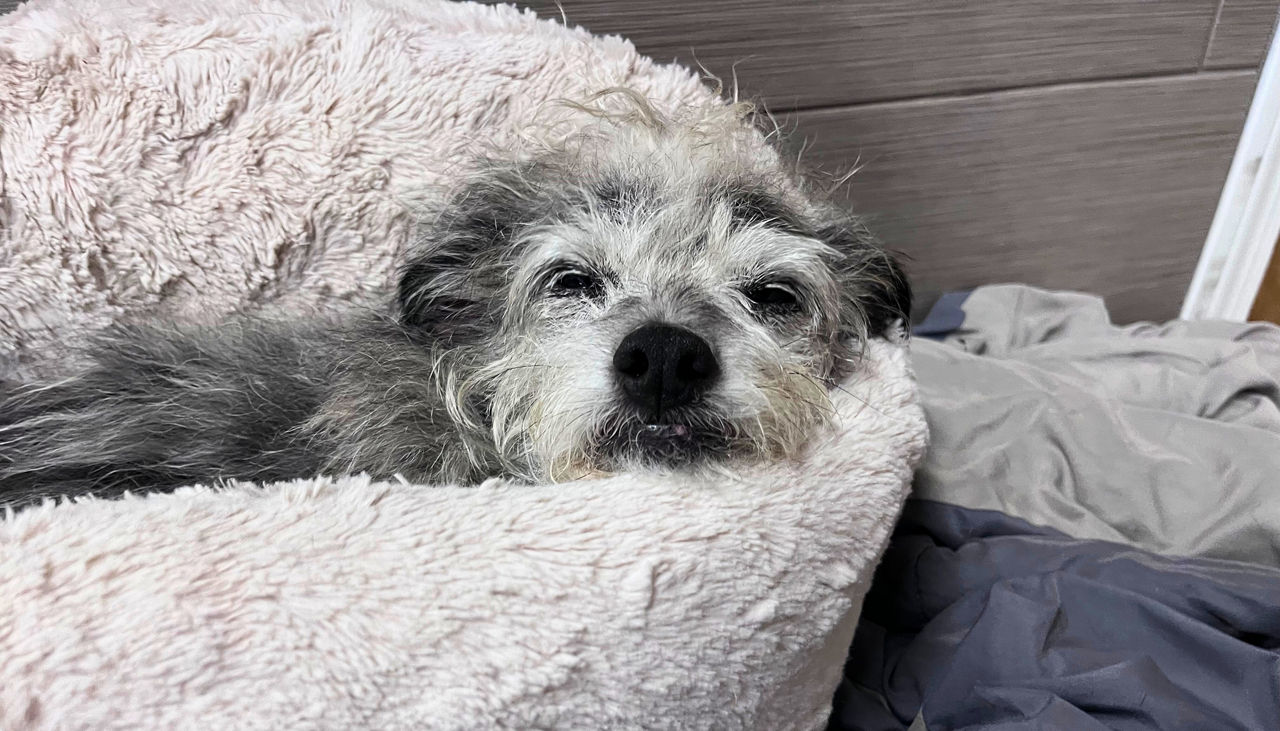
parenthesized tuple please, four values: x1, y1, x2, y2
(0, 1, 927, 729)
(2, 343, 923, 730)
(0, 0, 714, 379)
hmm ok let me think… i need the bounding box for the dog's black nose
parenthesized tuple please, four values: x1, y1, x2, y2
(613, 323, 720, 416)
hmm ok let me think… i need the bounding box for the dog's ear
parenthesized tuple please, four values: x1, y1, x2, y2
(398, 166, 545, 344)
(815, 214, 912, 338)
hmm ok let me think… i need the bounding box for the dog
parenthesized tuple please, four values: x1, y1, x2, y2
(0, 95, 910, 506)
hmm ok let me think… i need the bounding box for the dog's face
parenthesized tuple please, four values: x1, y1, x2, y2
(400, 109, 909, 480)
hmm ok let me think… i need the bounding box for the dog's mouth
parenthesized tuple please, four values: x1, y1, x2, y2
(591, 412, 733, 469)
(634, 422, 699, 460)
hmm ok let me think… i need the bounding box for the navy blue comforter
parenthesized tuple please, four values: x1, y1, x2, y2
(830, 501, 1280, 730)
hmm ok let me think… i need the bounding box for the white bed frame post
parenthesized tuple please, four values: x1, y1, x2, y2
(1182, 20, 1280, 322)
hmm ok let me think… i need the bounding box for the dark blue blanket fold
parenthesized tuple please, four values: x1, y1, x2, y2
(830, 500, 1280, 731)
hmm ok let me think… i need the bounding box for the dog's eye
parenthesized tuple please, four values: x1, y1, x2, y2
(743, 282, 801, 312)
(550, 269, 603, 298)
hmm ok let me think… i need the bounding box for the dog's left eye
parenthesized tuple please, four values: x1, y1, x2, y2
(743, 282, 801, 312)
(549, 269, 603, 298)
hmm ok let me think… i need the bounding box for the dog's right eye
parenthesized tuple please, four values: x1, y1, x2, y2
(549, 269, 603, 298)
(742, 281, 802, 315)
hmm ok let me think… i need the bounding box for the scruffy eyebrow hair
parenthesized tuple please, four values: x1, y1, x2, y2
(591, 178, 654, 219)
(720, 184, 808, 235)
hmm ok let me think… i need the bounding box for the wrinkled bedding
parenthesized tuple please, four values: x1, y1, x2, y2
(831, 285, 1280, 730)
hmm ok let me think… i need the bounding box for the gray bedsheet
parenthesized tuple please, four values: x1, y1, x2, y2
(830, 285, 1280, 730)
(916, 285, 1280, 564)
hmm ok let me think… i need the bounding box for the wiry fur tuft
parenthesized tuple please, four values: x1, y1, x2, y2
(0, 93, 910, 506)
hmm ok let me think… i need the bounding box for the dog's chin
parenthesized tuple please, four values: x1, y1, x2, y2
(591, 411, 734, 471)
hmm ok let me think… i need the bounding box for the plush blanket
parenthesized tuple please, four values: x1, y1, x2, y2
(1, 339, 924, 730)
(0, 1, 927, 729)
(0, 0, 714, 381)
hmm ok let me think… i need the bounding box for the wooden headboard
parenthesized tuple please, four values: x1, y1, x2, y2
(509, 1, 1278, 323)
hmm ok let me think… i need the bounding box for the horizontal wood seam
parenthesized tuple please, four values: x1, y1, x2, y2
(777, 67, 1260, 115)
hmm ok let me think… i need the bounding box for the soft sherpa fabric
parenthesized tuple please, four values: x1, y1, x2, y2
(0, 1, 928, 728)
(0, 0, 715, 380)
(0, 340, 925, 731)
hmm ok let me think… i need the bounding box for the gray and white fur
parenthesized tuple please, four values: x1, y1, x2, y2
(0, 97, 910, 507)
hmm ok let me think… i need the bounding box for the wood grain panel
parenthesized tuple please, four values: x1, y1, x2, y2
(1249, 237, 1280, 322)
(792, 72, 1256, 323)
(1204, 0, 1279, 68)
(509, 0, 1221, 108)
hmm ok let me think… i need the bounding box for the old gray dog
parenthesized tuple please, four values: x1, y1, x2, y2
(0, 98, 910, 505)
